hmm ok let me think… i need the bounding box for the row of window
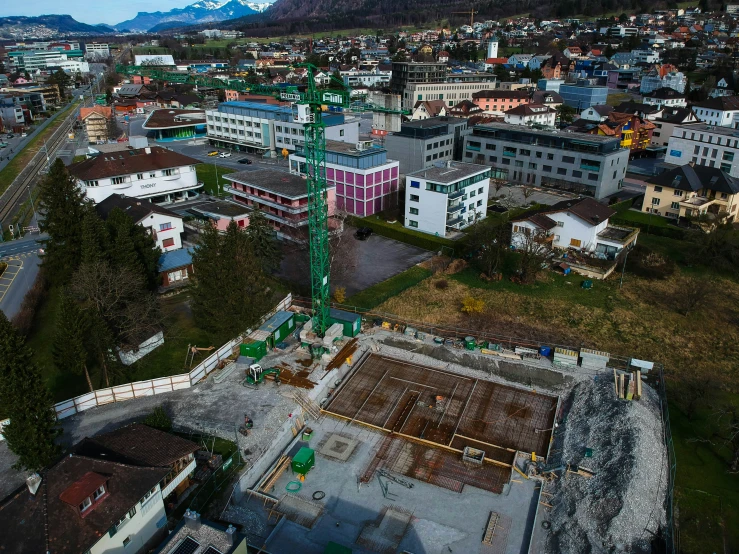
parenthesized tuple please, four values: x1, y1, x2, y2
(680, 130, 739, 148)
(209, 125, 263, 139)
(275, 126, 305, 136)
(651, 198, 682, 208)
(690, 157, 732, 172)
(426, 150, 452, 162)
(426, 138, 453, 150)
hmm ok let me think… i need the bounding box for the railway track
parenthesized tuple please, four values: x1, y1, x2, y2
(0, 100, 89, 224)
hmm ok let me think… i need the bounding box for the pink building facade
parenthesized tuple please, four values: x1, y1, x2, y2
(290, 140, 399, 217)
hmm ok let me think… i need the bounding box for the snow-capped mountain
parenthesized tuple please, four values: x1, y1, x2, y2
(115, 0, 273, 32)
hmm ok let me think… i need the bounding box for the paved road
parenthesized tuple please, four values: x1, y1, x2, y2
(0, 234, 44, 318)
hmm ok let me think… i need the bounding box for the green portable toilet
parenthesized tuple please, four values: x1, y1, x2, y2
(291, 447, 315, 476)
(240, 340, 267, 361)
(259, 310, 295, 348)
(329, 308, 361, 338)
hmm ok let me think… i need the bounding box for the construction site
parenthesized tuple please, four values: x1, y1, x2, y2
(211, 309, 670, 554)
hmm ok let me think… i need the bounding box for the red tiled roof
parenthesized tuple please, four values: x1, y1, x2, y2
(59, 472, 108, 507)
(68, 146, 199, 181)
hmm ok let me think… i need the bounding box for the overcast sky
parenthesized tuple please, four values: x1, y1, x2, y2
(0, 0, 192, 26)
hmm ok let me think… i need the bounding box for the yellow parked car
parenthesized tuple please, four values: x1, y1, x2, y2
(207, 151, 219, 156)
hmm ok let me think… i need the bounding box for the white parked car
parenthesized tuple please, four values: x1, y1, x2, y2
(219, 152, 232, 158)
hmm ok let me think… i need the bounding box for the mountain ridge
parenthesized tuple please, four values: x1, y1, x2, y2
(0, 14, 114, 37)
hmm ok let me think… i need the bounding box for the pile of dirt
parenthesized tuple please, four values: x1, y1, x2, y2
(545, 377, 668, 553)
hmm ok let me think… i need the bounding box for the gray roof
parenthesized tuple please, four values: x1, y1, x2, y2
(324, 139, 385, 155)
(400, 116, 466, 129)
(117, 84, 144, 96)
(673, 122, 739, 136)
(158, 246, 194, 273)
(476, 122, 622, 144)
(647, 164, 739, 195)
(226, 169, 312, 198)
(407, 161, 489, 183)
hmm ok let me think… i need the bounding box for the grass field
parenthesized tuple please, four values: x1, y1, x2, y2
(132, 47, 172, 55)
(345, 265, 433, 310)
(0, 102, 79, 196)
(196, 163, 236, 196)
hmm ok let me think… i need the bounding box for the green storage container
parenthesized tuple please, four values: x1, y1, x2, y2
(240, 340, 267, 361)
(464, 336, 476, 350)
(329, 308, 361, 338)
(259, 311, 295, 348)
(291, 447, 315, 475)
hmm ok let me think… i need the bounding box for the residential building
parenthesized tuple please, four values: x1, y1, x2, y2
(206, 101, 358, 156)
(463, 123, 629, 199)
(95, 194, 185, 252)
(691, 96, 739, 127)
(79, 105, 112, 144)
(447, 100, 484, 118)
(142, 109, 207, 142)
(0, 98, 25, 128)
(84, 42, 110, 60)
(507, 53, 534, 68)
(631, 49, 661, 64)
(650, 108, 699, 147)
(531, 90, 563, 109)
(664, 123, 739, 177)
(156, 512, 248, 554)
(559, 83, 609, 111)
(642, 87, 687, 108)
(8, 50, 70, 72)
(564, 46, 585, 59)
(510, 197, 638, 256)
(389, 61, 447, 96)
(289, 140, 399, 217)
(404, 161, 490, 235)
(0, 424, 199, 554)
(411, 100, 447, 120)
(158, 247, 195, 289)
(580, 105, 615, 122)
(504, 103, 557, 127)
(384, 116, 468, 174)
(537, 78, 566, 92)
(400, 81, 497, 110)
(471, 90, 529, 114)
(341, 68, 391, 88)
(643, 163, 739, 221)
(68, 146, 201, 204)
(640, 70, 687, 94)
(225, 169, 337, 241)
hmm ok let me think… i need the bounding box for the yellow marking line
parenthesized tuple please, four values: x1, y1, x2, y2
(0, 261, 22, 303)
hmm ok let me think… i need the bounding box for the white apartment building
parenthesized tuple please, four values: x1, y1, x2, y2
(665, 123, 739, 176)
(206, 101, 358, 155)
(400, 81, 497, 110)
(341, 69, 391, 88)
(84, 42, 110, 59)
(504, 103, 557, 127)
(405, 161, 491, 236)
(691, 96, 739, 127)
(68, 146, 202, 204)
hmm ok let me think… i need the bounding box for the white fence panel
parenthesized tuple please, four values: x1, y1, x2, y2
(171, 374, 191, 390)
(111, 384, 135, 401)
(132, 380, 155, 398)
(0, 418, 9, 441)
(189, 365, 206, 385)
(153, 377, 174, 395)
(74, 392, 99, 413)
(94, 388, 115, 406)
(55, 399, 78, 420)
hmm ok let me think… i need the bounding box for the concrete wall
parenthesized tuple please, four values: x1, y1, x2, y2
(665, 130, 739, 177)
(384, 133, 454, 174)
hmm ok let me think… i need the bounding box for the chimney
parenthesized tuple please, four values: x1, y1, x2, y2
(145, 147, 151, 154)
(184, 509, 201, 531)
(225, 525, 237, 546)
(26, 473, 42, 496)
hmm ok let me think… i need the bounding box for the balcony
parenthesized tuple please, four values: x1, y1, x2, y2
(229, 187, 307, 214)
(580, 163, 601, 171)
(161, 458, 196, 498)
(448, 189, 465, 200)
(448, 203, 464, 214)
(503, 150, 516, 157)
(596, 225, 640, 247)
(467, 144, 481, 152)
(447, 215, 464, 226)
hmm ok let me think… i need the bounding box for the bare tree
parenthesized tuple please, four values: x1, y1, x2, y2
(671, 275, 713, 316)
(521, 185, 535, 204)
(690, 405, 739, 473)
(514, 229, 550, 284)
(467, 218, 509, 277)
(672, 371, 718, 421)
(107, 113, 121, 141)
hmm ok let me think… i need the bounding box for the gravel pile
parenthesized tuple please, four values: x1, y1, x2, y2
(545, 377, 668, 553)
(222, 503, 269, 538)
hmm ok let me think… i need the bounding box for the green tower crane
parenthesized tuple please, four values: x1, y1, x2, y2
(116, 63, 407, 337)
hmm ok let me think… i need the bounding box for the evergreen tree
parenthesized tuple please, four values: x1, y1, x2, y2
(245, 209, 283, 273)
(0, 312, 61, 471)
(191, 221, 272, 338)
(105, 208, 160, 290)
(53, 291, 93, 392)
(38, 159, 86, 285)
(80, 204, 109, 265)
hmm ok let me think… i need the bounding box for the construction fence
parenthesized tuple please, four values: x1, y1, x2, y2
(52, 294, 293, 420)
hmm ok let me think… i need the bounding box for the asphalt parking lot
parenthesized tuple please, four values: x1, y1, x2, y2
(278, 231, 433, 296)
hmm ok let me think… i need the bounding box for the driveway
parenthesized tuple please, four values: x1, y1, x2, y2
(278, 232, 433, 296)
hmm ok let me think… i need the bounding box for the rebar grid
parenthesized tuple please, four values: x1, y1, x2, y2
(326, 354, 558, 458)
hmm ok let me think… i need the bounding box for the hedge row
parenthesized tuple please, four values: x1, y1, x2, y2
(345, 266, 433, 310)
(611, 217, 687, 240)
(348, 216, 464, 254)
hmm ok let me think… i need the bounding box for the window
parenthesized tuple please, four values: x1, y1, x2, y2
(470, 190, 476, 197)
(276, 126, 282, 132)
(543, 165, 552, 172)
(588, 173, 598, 181)
(671, 202, 680, 209)
(520, 149, 531, 156)
(123, 537, 131, 547)
(149, 173, 155, 179)
(140, 487, 157, 505)
(477, 199, 482, 207)
(653, 186, 662, 193)
(93, 486, 105, 500)
(570, 238, 582, 247)
(410, 180, 420, 188)
(163, 169, 174, 176)
(486, 143, 496, 150)
(572, 170, 582, 178)
(515, 160, 523, 167)
(159, 222, 173, 231)
(427, 144, 432, 150)
(557, 168, 567, 175)
(408, 220, 419, 228)
(547, 153, 554, 160)
(112, 177, 125, 185)
(79, 497, 92, 512)
(426, 155, 431, 162)
(409, 194, 419, 202)
(489, 156, 497, 163)
(536, 151, 542, 158)
(529, 163, 537, 169)
(409, 207, 419, 215)
(651, 198, 660, 206)
(723, 151, 734, 161)
(673, 190, 683, 196)
(721, 163, 732, 172)
(562, 156, 575, 164)
(128, 507, 136, 518)
(136, 173, 143, 180)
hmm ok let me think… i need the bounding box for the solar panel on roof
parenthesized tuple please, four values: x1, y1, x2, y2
(172, 537, 199, 554)
(203, 547, 223, 554)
